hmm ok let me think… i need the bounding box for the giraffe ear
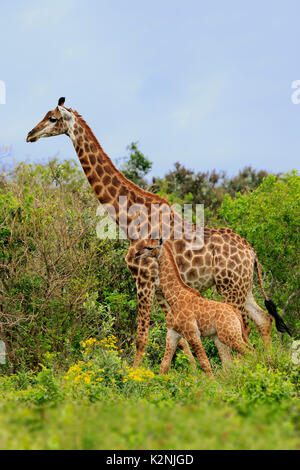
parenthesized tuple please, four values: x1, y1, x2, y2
(159, 237, 164, 246)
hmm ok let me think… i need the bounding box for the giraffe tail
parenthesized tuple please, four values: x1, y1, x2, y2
(253, 251, 292, 337)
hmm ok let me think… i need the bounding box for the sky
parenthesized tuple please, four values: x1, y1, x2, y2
(0, 0, 299, 178)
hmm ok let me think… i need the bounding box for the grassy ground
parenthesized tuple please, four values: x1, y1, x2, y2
(0, 399, 298, 450)
(0, 336, 299, 450)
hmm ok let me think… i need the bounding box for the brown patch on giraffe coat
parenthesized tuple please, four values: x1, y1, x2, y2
(89, 154, 96, 165)
(108, 185, 117, 198)
(101, 191, 111, 204)
(187, 268, 198, 281)
(136, 196, 144, 204)
(222, 244, 230, 257)
(176, 255, 190, 272)
(103, 175, 111, 185)
(120, 185, 128, 196)
(104, 165, 114, 176)
(192, 255, 204, 266)
(95, 164, 104, 177)
(214, 244, 222, 254)
(227, 259, 235, 270)
(231, 254, 240, 264)
(130, 266, 138, 277)
(220, 269, 227, 278)
(213, 235, 223, 244)
(87, 172, 97, 186)
(198, 266, 207, 276)
(94, 184, 102, 195)
(230, 246, 238, 255)
(174, 240, 186, 253)
(141, 256, 152, 267)
(216, 257, 226, 268)
(79, 156, 89, 166)
(184, 250, 193, 261)
(204, 253, 211, 265)
(112, 175, 120, 187)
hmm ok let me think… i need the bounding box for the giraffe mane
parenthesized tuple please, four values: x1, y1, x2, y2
(72, 110, 170, 206)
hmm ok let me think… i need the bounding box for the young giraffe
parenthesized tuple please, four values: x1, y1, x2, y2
(26, 98, 291, 367)
(136, 239, 253, 377)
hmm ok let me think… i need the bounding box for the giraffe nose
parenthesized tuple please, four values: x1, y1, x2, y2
(26, 129, 37, 142)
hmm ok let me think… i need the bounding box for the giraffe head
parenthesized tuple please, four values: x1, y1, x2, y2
(26, 97, 75, 142)
(135, 238, 164, 260)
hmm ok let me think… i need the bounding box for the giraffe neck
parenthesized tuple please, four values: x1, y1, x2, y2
(68, 111, 169, 238)
(157, 242, 188, 307)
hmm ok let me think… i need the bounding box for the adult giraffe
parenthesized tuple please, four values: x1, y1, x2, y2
(26, 98, 291, 366)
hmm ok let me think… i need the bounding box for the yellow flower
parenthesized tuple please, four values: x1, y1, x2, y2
(126, 366, 155, 382)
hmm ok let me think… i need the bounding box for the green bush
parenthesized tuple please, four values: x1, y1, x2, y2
(221, 172, 300, 334)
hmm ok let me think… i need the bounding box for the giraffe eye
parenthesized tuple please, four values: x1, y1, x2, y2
(49, 117, 57, 123)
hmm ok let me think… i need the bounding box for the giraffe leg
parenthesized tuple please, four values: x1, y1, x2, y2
(133, 281, 156, 368)
(159, 328, 181, 374)
(216, 317, 253, 358)
(225, 336, 251, 356)
(155, 289, 196, 367)
(184, 328, 214, 377)
(244, 291, 273, 348)
(213, 336, 233, 367)
(126, 248, 158, 368)
(177, 338, 196, 367)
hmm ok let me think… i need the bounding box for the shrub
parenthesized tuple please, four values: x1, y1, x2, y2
(221, 172, 300, 334)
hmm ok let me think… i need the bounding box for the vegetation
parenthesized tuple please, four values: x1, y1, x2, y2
(0, 336, 299, 449)
(221, 172, 300, 331)
(0, 148, 299, 449)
